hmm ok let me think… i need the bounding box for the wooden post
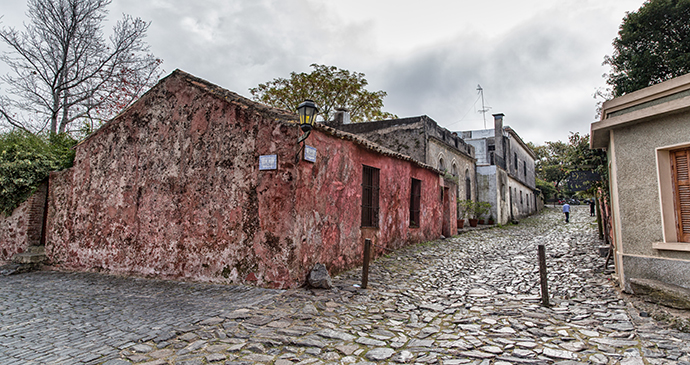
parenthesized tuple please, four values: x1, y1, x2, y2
(595, 191, 603, 240)
(361, 239, 372, 289)
(538, 244, 550, 307)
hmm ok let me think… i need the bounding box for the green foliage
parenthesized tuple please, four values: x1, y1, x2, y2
(536, 177, 557, 202)
(0, 131, 76, 216)
(567, 132, 608, 195)
(249, 64, 397, 123)
(532, 140, 569, 191)
(604, 0, 690, 97)
(532, 133, 608, 200)
(458, 199, 492, 219)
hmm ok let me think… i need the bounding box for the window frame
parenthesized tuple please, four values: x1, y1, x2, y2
(654, 143, 690, 251)
(410, 178, 422, 228)
(671, 148, 690, 242)
(361, 165, 380, 228)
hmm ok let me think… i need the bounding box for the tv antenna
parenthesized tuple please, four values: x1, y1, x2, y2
(476, 84, 491, 128)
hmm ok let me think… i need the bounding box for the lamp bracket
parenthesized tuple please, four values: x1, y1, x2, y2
(297, 129, 311, 144)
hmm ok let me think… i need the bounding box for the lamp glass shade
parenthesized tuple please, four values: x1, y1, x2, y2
(297, 100, 318, 131)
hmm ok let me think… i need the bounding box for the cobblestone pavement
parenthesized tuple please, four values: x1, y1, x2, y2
(2, 206, 689, 365)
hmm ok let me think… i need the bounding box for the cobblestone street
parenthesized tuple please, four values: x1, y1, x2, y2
(2, 205, 689, 365)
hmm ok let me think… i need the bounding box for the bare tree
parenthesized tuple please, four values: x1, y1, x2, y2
(0, 0, 162, 135)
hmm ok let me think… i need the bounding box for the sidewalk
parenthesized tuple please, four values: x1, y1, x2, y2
(1, 206, 688, 364)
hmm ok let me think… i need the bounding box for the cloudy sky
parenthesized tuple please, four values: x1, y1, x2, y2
(1, 0, 645, 145)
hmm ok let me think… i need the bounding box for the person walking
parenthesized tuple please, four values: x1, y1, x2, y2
(563, 202, 570, 223)
(589, 200, 595, 217)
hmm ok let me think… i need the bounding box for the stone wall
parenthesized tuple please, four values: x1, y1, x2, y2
(507, 176, 538, 219)
(44, 70, 448, 289)
(330, 117, 428, 162)
(506, 130, 537, 190)
(0, 181, 47, 263)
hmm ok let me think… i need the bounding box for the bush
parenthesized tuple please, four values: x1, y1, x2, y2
(0, 131, 76, 216)
(458, 199, 492, 219)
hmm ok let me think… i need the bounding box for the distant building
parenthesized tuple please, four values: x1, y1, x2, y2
(460, 114, 539, 224)
(591, 73, 690, 294)
(327, 113, 477, 208)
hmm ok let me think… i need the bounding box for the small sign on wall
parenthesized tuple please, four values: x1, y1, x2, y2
(304, 145, 317, 163)
(259, 154, 277, 170)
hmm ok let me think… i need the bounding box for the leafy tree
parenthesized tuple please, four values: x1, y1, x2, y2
(531, 140, 569, 193)
(250, 64, 396, 123)
(0, 131, 76, 216)
(604, 0, 690, 96)
(536, 177, 557, 202)
(531, 133, 608, 200)
(566, 132, 608, 195)
(0, 0, 162, 135)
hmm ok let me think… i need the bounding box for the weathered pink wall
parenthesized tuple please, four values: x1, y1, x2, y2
(0, 181, 47, 263)
(45, 70, 451, 288)
(289, 127, 454, 281)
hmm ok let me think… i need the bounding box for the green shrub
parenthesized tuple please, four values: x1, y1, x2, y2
(0, 131, 76, 216)
(457, 199, 492, 219)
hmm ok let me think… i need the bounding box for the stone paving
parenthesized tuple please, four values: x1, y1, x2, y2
(2, 205, 689, 365)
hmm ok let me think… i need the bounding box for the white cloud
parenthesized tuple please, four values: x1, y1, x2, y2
(1, 0, 645, 144)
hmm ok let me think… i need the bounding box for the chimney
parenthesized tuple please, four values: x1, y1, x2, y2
(335, 108, 350, 125)
(493, 113, 505, 168)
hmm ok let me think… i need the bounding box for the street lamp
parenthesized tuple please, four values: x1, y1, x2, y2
(297, 99, 318, 144)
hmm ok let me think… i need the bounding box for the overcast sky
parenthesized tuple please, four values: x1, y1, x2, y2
(1, 0, 645, 145)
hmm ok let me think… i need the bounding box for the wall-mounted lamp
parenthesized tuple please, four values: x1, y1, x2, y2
(297, 99, 318, 144)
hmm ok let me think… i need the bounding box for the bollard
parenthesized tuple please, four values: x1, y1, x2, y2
(538, 244, 550, 307)
(361, 239, 372, 289)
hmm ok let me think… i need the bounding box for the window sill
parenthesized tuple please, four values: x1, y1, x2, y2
(653, 242, 690, 252)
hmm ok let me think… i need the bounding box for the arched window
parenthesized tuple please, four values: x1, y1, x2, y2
(452, 163, 458, 177)
(465, 169, 471, 200)
(439, 157, 445, 171)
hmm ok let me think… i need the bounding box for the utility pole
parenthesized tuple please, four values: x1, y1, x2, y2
(477, 84, 491, 129)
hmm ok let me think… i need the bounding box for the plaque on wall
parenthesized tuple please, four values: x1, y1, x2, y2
(259, 154, 277, 170)
(304, 145, 317, 162)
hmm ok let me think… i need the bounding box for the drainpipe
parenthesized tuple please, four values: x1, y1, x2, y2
(509, 187, 514, 222)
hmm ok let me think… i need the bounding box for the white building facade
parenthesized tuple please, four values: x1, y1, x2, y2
(460, 114, 540, 224)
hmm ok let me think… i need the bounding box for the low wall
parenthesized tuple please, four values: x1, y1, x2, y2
(0, 181, 47, 263)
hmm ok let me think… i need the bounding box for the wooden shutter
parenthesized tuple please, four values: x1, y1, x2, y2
(361, 166, 380, 227)
(410, 179, 421, 227)
(671, 148, 690, 242)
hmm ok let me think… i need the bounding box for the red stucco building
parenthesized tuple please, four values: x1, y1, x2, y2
(0, 70, 457, 288)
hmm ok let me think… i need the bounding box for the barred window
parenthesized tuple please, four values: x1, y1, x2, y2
(361, 165, 380, 227)
(410, 179, 421, 227)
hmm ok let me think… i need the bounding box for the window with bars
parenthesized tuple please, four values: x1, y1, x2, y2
(410, 179, 421, 227)
(671, 148, 690, 242)
(361, 165, 380, 227)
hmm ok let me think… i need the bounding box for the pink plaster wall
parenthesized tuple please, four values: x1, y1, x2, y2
(45, 70, 451, 288)
(0, 199, 31, 263)
(290, 128, 454, 278)
(0, 182, 47, 263)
